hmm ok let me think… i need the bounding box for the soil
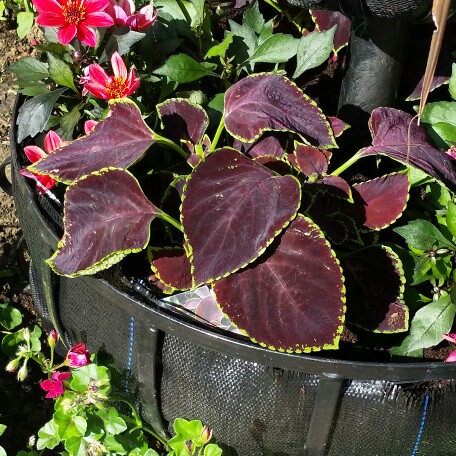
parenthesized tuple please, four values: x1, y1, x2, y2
(0, 21, 55, 455)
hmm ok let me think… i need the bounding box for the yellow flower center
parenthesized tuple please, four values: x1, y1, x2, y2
(62, 1, 86, 25)
(106, 76, 128, 99)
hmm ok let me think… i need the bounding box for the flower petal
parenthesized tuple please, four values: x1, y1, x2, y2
(32, 0, 62, 13)
(44, 130, 64, 153)
(119, 0, 134, 15)
(126, 68, 140, 95)
(84, 11, 115, 27)
(88, 64, 110, 86)
(23, 145, 46, 163)
(36, 11, 64, 27)
(57, 23, 77, 45)
(84, 0, 109, 11)
(84, 82, 109, 99)
(84, 120, 98, 134)
(445, 350, 456, 362)
(77, 23, 98, 47)
(443, 333, 456, 343)
(111, 51, 128, 79)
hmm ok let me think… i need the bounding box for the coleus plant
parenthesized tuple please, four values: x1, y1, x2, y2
(27, 70, 456, 354)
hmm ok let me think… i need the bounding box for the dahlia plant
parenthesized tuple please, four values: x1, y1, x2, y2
(7, 0, 456, 358)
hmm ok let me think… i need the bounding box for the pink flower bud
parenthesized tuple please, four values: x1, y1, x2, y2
(48, 330, 59, 349)
(200, 425, 212, 444)
(66, 342, 91, 367)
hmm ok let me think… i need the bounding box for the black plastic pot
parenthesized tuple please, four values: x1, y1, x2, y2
(5, 95, 456, 456)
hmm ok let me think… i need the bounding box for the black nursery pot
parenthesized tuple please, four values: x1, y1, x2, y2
(6, 95, 456, 456)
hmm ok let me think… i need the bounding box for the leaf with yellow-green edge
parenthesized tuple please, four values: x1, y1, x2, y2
(30, 100, 156, 184)
(182, 148, 301, 287)
(224, 73, 335, 148)
(47, 168, 161, 277)
(213, 215, 346, 353)
(341, 245, 408, 333)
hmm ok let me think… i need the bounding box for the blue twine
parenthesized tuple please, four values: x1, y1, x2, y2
(411, 394, 430, 456)
(124, 315, 135, 394)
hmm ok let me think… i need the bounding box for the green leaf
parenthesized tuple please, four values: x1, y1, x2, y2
(154, 54, 217, 83)
(0, 1, 5, 17)
(293, 27, 336, 79)
(389, 334, 424, 358)
(188, 0, 204, 27)
(446, 201, 456, 239)
(70, 364, 110, 394)
(64, 436, 86, 456)
(47, 52, 77, 92)
(8, 57, 49, 82)
(248, 34, 298, 64)
(394, 219, 456, 251)
(204, 444, 223, 456)
(16, 88, 67, 142)
(16, 11, 34, 39)
(421, 101, 456, 127)
(204, 35, 233, 59)
(96, 408, 127, 435)
(99, 26, 146, 63)
(395, 293, 456, 352)
(19, 83, 50, 96)
(55, 411, 87, 441)
(0, 424, 6, 437)
(37, 421, 61, 450)
(429, 122, 456, 147)
(244, 0, 264, 35)
(0, 303, 22, 330)
(228, 20, 257, 68)
(173, 418, 203, 441)
(60, 104, 82, 140)
(449, 63, 456, 100)
(0, 446, 5, 456)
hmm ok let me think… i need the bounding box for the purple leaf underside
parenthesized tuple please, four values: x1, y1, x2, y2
(48, 168, 160, 276)
(294, 143, 331, 176)
(150, 247, 193, 290)
(253, 156, 292, 175)
(233, 132, 288, 159)
(347, 172, 410, 230)
(224, 73, 335, 148)
(30, 101, 155, 183)
(360, 107, 456, 193)
(213, 215, 346, 352)
(157, 98, 209, 148)
(311, 9, 351, 52)
(328, 116, 350, 138)
(341, 245, 408, 333)
(182, 148, 301, 286)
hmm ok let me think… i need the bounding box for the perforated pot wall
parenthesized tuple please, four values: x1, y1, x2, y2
(8, 95, 456, 456)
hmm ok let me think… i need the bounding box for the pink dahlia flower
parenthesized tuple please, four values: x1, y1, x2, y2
(33, 0, 114, 47)
(40, 371, 71, 398)
(21, 130, 64, 193)
(106, 0, 158, 31)
(66, 342, 91, 367)
(82, 51, 140, 100)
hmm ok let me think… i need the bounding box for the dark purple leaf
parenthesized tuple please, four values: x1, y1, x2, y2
(233, 132, 289, 159)
(213, 215, 346, 352)
(48, 168, 160, 276)
(182, 148, 301, 286)
(359, 108, 456, 192)
(253, 156, 292, 175)
(150, 247, 192, 291)
(310, 9, 351, 53)
(294, 143, 331, 176)
(157, 98, 209, 147)
(341, 245, 408, 333)
(30, 101, 156, 183)
(316, 176, 352, 200)
(347, 172, 410, 230)
(224, 73, 335, 148)
(328, 116, 350, 138)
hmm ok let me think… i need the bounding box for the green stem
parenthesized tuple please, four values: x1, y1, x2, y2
(211, 116, 225, 150)
(330, 152, 362, 176)
(261, 0, 283, 13)
(156, 135, 188, 160)
(158, 211, 183, 232)
(108, 396, 169, 448)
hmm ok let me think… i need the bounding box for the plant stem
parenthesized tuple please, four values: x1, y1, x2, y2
(261, 0, 283, 13)
(330, 152, 362, 176)
(108, 396, 169, 448)
(156, 135, 188, 159)
(211, 116, 225, 150)
(158, 211, 183, 232)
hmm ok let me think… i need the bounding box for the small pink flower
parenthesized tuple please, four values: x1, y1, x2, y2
(82, 51, 140, 100)
(106, 0, 158, 31)
(21, 130, 64, 193)
(40, 371, 71, 398)
(33, 0, 114, 47)
(446, 147, 456, 160)
(443, 333, 456, 362)
(66, 342, 91, 367)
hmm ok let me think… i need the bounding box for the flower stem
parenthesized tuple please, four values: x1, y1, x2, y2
(330, 152, 362, 176)
(211, 116, 225, 150)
